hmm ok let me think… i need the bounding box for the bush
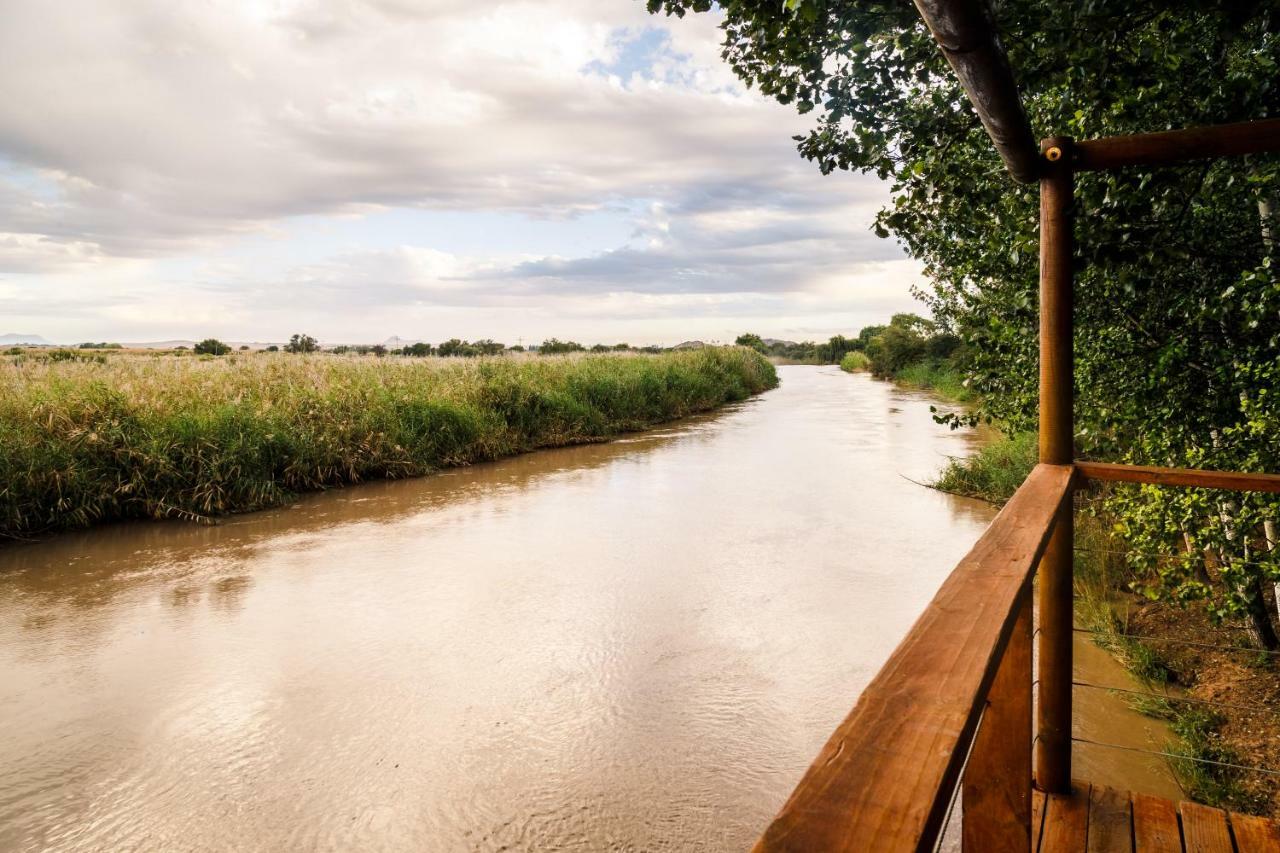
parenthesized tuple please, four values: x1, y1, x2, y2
(194, 338, 232, 356)
(539, 338, 585, 355)
(839, 351, 871, 372)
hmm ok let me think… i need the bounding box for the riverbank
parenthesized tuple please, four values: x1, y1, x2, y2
(0, 347, 777, 539)
(839, 351, 973, 404)
(936, 434, 1280, 816)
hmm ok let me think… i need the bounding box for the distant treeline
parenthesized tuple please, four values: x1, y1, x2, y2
(176, 335, 668, 358)
(736, 314, 967, 399)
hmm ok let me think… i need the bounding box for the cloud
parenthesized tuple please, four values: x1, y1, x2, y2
(0, 0, 920, 342)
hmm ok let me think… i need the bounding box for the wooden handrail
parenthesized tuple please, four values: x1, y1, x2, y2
(1074, 118, 1280, 172)
(753, 463, 1075, 852)
(1076, 461, 1280, 494)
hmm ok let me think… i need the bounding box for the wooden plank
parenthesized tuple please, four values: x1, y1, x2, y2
(1033, 789, 1047, 853)
(1039, 783, 1090, 853)
(1075, 118, 1280, 171)
(1131, 793, 1181, 853)
(1087, 786, 1134, 853)
(1076, 461, 1280, 494)
(1181, 801, 1235, 853)
(912, 0, 1040, 182)
(752, 464, 1075, 853)
(963, 587, 1033, 851)
(1231, 811, 1280, 853)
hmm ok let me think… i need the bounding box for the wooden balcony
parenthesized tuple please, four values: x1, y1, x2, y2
(751, 462, 1280, 852)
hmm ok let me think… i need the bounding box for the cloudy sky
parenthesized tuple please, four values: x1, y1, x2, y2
(0, 0, 922, 346)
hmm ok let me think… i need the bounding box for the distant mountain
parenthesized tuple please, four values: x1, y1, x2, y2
(761, 337, 799, 347)
(120, 340, 198, 350)
(0, 333, 53, 346)
(383, 336, 427, 348)
(672, 340, 707, 350)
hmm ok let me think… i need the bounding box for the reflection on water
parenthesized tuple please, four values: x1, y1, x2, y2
(0, 367, 1172, 851)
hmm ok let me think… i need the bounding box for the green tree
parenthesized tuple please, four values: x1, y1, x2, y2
(404, 342, 433, 357)
(284, 334, 318, 354)
(735, 332, 767, 352)
(194, 338, 231, 356)
(652, 1, 1280, 645)
(539, 338, 585, 355)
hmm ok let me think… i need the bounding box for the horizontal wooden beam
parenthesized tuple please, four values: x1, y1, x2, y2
(753, 463, 1075, 853)
(1074, 118, 1280, 172)
(1076, 461, 1280, 493)
(912, 0, 1040, 183)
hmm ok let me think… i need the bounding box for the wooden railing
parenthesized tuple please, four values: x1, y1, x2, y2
(752, 460, 1280, 852)
(753, 463, 1075, 852)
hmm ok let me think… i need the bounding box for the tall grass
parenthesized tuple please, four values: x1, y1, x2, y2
(893, 360, 974, 403)
(0, 348, 777, 537)
(932, 431, 1038, 504)
(838, 351, 870, 372)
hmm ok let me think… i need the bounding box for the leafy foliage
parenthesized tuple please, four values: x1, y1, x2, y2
(652, 0, 1280, 644)
(194, 338, 231, 356)
(284, 333, 319, 354)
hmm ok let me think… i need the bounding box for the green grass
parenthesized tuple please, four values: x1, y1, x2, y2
(892, 360, 974, 403)
(838, 351, 870, 372)
(0, 347, 778, 538)
(932, 431, 1038, 504)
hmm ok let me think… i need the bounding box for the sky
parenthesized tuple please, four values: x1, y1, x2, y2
(0, 0, 923, 346)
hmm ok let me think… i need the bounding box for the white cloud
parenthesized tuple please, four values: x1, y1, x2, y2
(0, 0, 921, 343)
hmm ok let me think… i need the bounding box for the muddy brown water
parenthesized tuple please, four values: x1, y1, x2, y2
(0, 366, 1178, 851)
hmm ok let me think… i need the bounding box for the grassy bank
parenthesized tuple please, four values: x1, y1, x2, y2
(935, 433, 1279, 814)
(0, 347, 777, 538)
(840, 349, 973, 405)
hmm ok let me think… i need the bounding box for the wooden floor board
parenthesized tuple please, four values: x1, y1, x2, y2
(1040, 782, 1090, 852)
(1181, 801, 1236, 853)
(1131, 792, 1182, 853)
(1088, 785, 1134, 853)
(1231, 811, 1280, 852)
(1031, 782, 1280, 853)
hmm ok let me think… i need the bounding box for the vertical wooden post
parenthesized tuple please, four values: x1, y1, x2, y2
(1036, 135, 1075, 794)
(963, 585, 1033, 851)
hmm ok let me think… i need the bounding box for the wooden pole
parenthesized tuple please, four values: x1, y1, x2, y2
(1036, 135, 1074, 794)
(911, 0, 1040, 183)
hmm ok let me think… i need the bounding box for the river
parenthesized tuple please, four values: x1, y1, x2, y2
(0, 366, 1178, 851)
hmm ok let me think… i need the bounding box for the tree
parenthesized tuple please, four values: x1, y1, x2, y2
(265, 345, 279, 352)
(194, 338, 231, 356)
(473, 339, 505, 356)
(539, 338, 585, 355)
(652, 1, 1280, 645)
(404, 342, 433, 357)
(437, 338, 468, 357)
(284, 334, 318, 354)
(735, 332, 767, 352)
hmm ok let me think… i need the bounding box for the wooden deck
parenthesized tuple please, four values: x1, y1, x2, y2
(1034, 783, 1280, 852)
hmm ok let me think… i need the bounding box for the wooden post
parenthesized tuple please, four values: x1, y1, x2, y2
(1036, 135, 1074, 794)
(963, 585, 1033, 851)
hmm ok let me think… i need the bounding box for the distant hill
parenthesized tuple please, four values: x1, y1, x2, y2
(672, 340, 707, 350)
(120, 340, 198, 350)
(0, 333, 53, 346)
(761, 337, 799, 347)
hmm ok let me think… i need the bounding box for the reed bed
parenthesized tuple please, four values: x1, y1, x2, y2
(0, 348, 777, 538)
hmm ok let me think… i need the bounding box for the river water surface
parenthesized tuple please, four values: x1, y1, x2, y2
(0, 366, 1176, 852)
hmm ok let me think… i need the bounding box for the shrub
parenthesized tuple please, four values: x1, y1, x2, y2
(194, 338, 232, 356)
